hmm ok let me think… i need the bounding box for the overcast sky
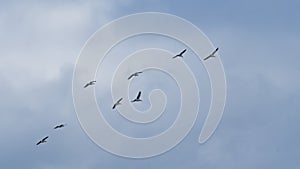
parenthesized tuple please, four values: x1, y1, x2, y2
(0, 0, 300, 169)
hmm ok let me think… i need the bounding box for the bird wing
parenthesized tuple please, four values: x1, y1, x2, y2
(113, 98, 122, 109)
(137, 91, 141, 99)
(84, 83, 89, 88)
(203, 55, 211, 61)
(179, 49, 187, 55)
(42, 136, 49, 142)
(211, 48, 218, 56)
(117, 98, 123, 104)
(128, 74, 134, 80)
(36, 141, 41, 145)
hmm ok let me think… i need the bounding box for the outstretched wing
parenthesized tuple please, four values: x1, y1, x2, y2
(36, 141, 42, 145)
(128, 74, 134, 80)
(113, 98, 123, 109)
(136, 91, 141, 99)
(211, 48, 219, 56)
(83, 83, 90, 88)
(203, 55, 211, 61)
(117, 98, 123, 104)
(179, 49, 187, 55)
(42, 136, 49, 142)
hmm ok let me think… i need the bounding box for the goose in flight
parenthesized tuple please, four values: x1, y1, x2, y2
(128, 71, 143, 80)
(54, 124, 66, 129)
(36, 136, 49, 145)
(84, 80, 96, 88)
(203, 48, 219, 61)
(131, 91, 142, 102)
(173, 49, 187, 59)
(112, 98, 123, 109)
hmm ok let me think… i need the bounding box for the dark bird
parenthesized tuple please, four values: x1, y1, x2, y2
(112, 98, 123, 109)
(128, 71, 143, 80)
(203, 48, 219, 61)
(131, 91, 142, 102)
(84, 80, 96, 88)
(36, 136, 49, 145)
(54, 124, 66, 129)
(173, 49, 187, 59)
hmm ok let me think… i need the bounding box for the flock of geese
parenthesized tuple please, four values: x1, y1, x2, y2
(36, 124, 66, 145)
(36, 48, 218, 146)
(85, 47, 219, 109)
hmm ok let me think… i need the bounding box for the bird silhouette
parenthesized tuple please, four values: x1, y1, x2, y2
(173, 49, 187, 59)
(84, 80, 96, 88)
(203, 48, 219, 61)
(131, 91, 142, 102)
(128, 71, 143, 80)
(112, 98, 123, 109)
(54, 124, 66, 129)
(36, 136, 49, 145)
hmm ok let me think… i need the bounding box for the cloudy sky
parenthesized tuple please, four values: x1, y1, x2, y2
(1, 0, 299, 168)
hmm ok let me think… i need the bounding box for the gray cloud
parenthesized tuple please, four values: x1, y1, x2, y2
(1, 0, 299, 169)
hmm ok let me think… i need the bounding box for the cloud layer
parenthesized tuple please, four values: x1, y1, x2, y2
(1, 0, 299, 169)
